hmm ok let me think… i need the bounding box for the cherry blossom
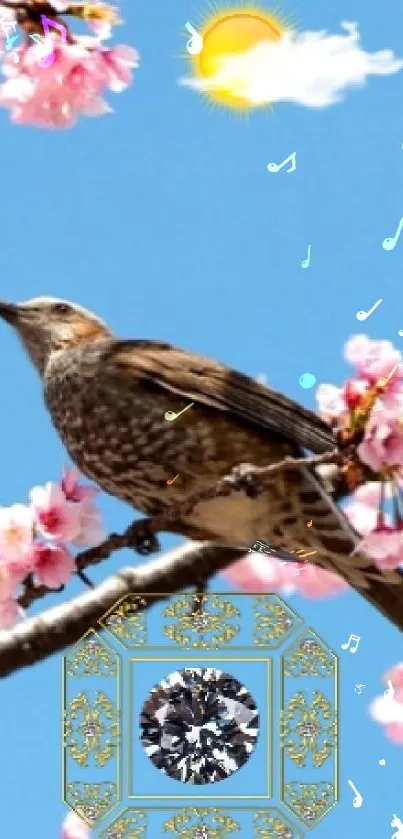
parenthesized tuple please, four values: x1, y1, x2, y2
(0, 2, 139, 129)
(0, 564, 15, 600)
(0, 597, 23, 629)
(0, 468, 102, 629)
(223, 552, 293, 593)
(0, 503, 34, 563)
(62, 466, 98, 503)
(32, 541, 76, 588)
(223, 551, 346, 598)
(369, 664, 403, 744)
(71, 498, 104, 547)
(285, 562, 348, 598)
(30, 482, 81, 542)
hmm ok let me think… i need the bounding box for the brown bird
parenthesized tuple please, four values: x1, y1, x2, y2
(0, 296, 402, 627)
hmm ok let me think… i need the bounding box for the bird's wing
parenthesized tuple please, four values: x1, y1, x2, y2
(265, 463, 403, 623)
(108, 340, 336, 454)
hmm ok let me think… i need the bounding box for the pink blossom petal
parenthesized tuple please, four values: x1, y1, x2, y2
(385, 663, 403, 690)
(223, 553, 286, 592)
(352, 482, 392, 507)
(358, 416, 403, 472)
(72, 499, 104, 547)
(358, 524, 401, 561)
(315, 383, 345, 417)
(0, 39, 139, 129)
(344, 501, 379, 535)
(61, 812, 90, 839)
(32, 541, 75, 589)
(0, 564, 14, 599)
(0, 597, 23, 629)
(290, 563, 348, 597)
(61, 467, 98, 502)
(0, 503, 34, 563)
(344, 335, 373, 366)
(385, 723, 403, 744)
(30, 482, 81, 541)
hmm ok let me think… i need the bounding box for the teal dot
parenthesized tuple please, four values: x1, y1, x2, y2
(299, 372, 316, 389)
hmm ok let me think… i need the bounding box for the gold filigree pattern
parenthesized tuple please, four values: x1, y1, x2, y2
(281, 691, 336, 768)
(283, 631, 335, 678)
(64, 691, 120, 768)
(100, 595, 148, 647)
(100, 808, 147, 838)
(163, 594, 241, 649)
(253, 596, 302, 648)
(162, 807, 240, 838)
(65, 631, 117, 678)
(66, 781, 117, 827)
(283, 783, 334, 827)
(253, 808, 304, 838)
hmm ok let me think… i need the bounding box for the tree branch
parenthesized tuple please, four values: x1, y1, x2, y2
(19, 450, 340, 609)
(0, 541, 244, 678)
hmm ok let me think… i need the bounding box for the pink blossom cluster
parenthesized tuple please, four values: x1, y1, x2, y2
(318, 335, 403, 571)
(0, 2, 139, 128)
(369, 663, 403, 745)
(225, 334, 403, 597)
(61, 812, 90, 839)
(0, 467, 103, 629)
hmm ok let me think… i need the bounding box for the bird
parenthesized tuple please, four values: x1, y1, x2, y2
(0, 296, 401, 626)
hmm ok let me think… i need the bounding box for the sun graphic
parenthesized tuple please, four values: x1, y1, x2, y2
(186, 5, 292, 112)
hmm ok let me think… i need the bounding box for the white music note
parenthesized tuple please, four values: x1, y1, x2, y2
(383, 216, 403, 251)
(185, 21, 203, 55)
(267, 152, 296, 174)
(356, 298, 383, 321)
(301, 245, 311, 269)
(391, 814, 403, 839)
(348, 779, 363, 808)
(384, 680, 395, 699)
(341, 633, 361, 654)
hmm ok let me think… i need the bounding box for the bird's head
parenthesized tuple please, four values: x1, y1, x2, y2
(0, 297, 111, 375)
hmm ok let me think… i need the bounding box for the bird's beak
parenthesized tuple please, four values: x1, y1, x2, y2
(0, 301, 20, 325)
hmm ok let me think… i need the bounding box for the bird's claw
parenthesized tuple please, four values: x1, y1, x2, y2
(126, 519, 160, 555)
(221, 463, 262, 498)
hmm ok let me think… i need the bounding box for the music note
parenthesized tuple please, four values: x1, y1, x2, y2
(377, 365, 398, 388)
(38, 14, 67, 67)
(356, 298, 383, 321)
(391, 813, 403, 839)
(164, 402, 194, 422)
(301, 245, 311, 269)
(185, 21, 203, 55)
(341, 633, 361, 654)
(29, 33, 43, 46)
(382, 216, 403, 251)
(347, 779, 363, 808)
(267, 152, 296, 174)
(384, 680, 395, 699)
(167, 474, 179, 485)
(5, 34, 18, 51)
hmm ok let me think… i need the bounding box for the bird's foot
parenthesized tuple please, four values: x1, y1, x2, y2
(219, 463, 262, 498)
(125, 518, 161, 555)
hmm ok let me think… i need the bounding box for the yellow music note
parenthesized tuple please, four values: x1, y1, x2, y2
(164, 402, 194, 422)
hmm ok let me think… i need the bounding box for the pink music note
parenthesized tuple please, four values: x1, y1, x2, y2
(39, 14, 67, 68)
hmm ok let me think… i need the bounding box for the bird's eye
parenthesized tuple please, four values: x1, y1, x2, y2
(53, 303, 70, 315)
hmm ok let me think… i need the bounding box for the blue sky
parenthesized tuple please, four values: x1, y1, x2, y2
(0, 0, 402, 836)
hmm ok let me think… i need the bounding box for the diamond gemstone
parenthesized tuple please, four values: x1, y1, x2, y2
(140, 667, 259, 785)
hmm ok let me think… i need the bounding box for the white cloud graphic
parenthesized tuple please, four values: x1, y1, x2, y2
(179, 21, 402, 108)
